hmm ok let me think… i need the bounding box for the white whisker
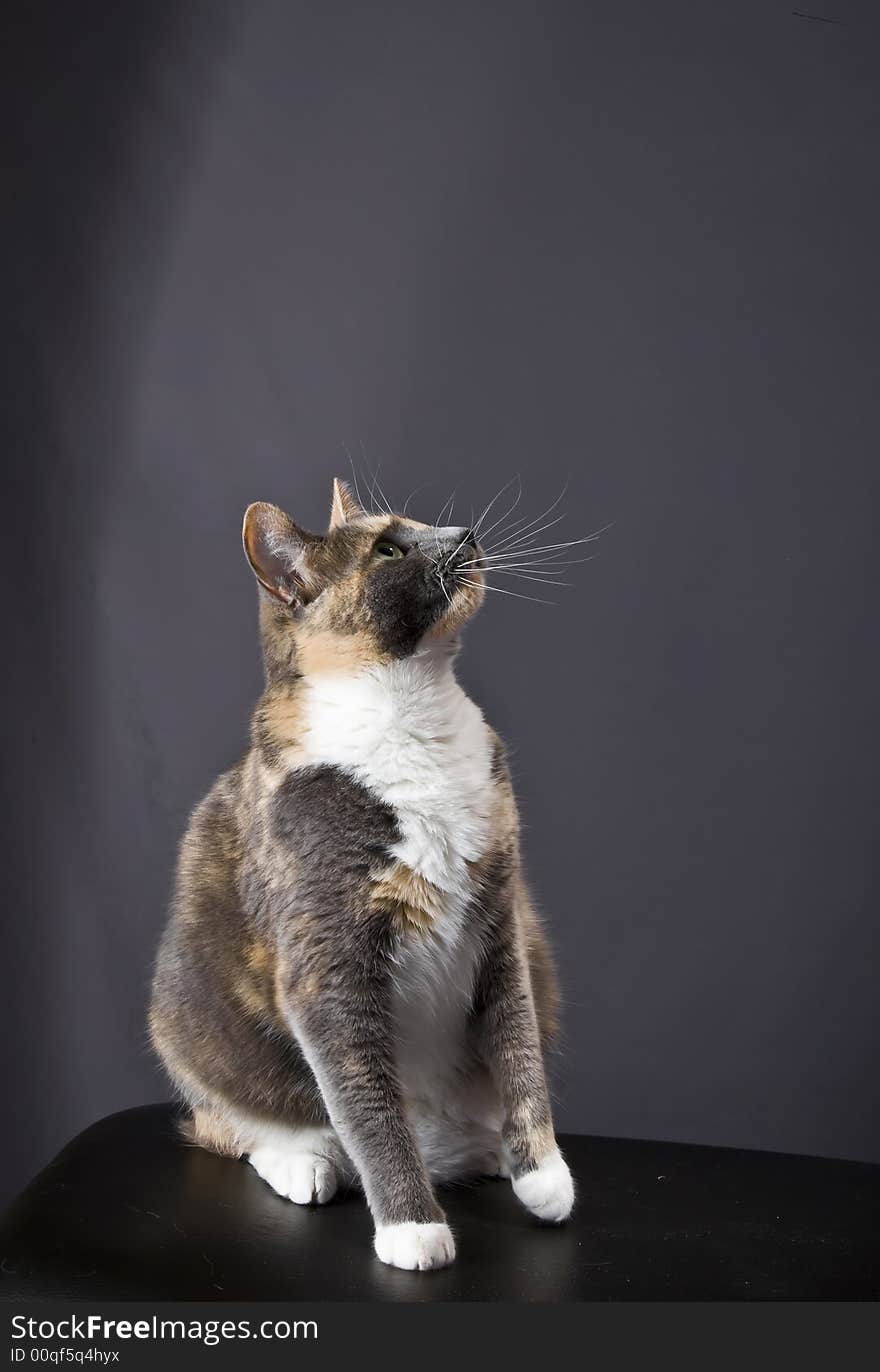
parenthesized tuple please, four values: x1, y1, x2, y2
(366, 456, 394, 517)
(485, 483, 568, 554)
(485, 511, 567, 555)
(402, 481, 432, 516)
(435, 487, 457, 528)
(362, 463, 378, 515)
(483, 569, 571, 586)
(344, 447, 368, 515)
(461, 552, 599, 573)
(476, 475, 523, 545)
(465, 528, 611, 562)
(471, 477, 520, 539)
(459, 577, 555, 606)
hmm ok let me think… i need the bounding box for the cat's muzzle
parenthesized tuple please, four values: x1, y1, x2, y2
(436, 531, 480, 576)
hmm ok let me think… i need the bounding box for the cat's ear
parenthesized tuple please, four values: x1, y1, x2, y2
(329, 477, 364, 530)
(242, 502, 318, 606)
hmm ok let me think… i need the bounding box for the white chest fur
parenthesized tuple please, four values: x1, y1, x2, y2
(293, 647, 495, 907)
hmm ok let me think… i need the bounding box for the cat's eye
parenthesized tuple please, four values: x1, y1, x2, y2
(374, 540, 404, 560)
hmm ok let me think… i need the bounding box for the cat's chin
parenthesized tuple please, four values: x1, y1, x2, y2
(427, 576, 485, 642)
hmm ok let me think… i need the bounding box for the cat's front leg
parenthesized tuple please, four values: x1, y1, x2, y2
(280, 934, 454, 1271)
(474, 917, 575, 1224)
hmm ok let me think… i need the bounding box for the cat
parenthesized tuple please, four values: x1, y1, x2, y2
(149, 477, 574, 1271)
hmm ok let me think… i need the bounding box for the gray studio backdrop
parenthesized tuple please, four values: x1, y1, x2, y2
(3, 0, 878, 1208)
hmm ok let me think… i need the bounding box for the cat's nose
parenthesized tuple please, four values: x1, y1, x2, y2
(435, 526, 477, 553)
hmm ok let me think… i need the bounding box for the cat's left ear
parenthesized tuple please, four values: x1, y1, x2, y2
(329, 477, 364, 530)
(242, 502, 319, 606)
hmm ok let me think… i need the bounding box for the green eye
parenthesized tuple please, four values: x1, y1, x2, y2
(375, 540, 404, 560)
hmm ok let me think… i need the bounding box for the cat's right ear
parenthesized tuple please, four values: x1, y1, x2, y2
(329, 477, 364, 529)
(242, 502, 316, 606)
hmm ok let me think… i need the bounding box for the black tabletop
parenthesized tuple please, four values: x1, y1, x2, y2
(0, 1105, 876, 1301)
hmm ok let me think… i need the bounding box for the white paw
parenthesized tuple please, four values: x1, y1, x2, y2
(512, 1146, 574, 1223)
(249, 1145, 338, 1205)
(374, 1221, 456, 1271)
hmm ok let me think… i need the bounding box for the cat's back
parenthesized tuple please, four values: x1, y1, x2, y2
(151, 755, 265, 1027)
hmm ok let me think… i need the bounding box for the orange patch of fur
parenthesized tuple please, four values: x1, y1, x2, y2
(372, 861, 447, 935)
(185, 1107, 247, 1158)
(295, 625, 377, 676)
(261, 689, 305, 743)
(234, 941, 277, 1018)
(246, 941, 272, 973)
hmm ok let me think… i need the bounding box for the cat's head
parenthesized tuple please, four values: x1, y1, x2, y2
(242, 479, 485, 676)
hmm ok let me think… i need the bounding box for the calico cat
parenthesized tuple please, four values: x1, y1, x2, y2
(149, 478, 574, 1271)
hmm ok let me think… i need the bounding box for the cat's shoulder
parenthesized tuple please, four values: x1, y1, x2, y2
(183, 758, 247, 841)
